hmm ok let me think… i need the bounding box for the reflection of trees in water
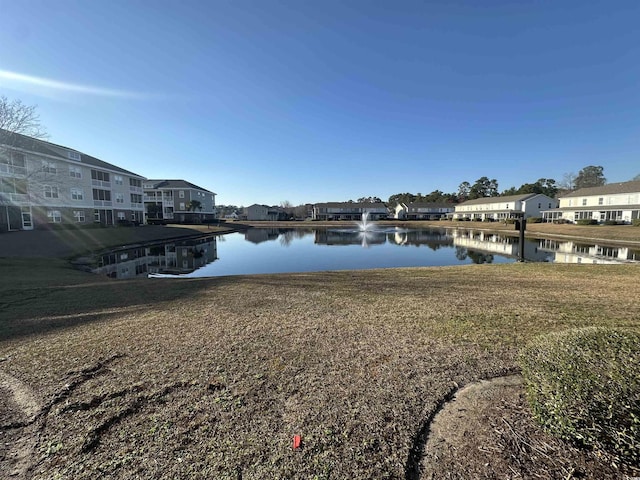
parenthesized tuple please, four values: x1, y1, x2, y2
(278, 228, 314, 247)
(454, 246, 494, 264)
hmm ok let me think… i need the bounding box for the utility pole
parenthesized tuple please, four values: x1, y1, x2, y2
(514, 216, 527, 262)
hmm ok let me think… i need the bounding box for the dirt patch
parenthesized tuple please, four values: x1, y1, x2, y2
(419, 375, 636, 479)
(0, 370, 41, 478)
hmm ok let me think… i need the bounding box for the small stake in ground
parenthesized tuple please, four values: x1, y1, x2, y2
(292, 435, 301, 450)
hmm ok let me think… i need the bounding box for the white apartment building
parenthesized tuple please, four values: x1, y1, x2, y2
(453, 193, 558, 221)
(1, 129, 145, 231)
(543, 181, 640, 224)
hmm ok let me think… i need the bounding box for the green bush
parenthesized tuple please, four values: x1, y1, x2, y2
(604, 220, 624, 226)
(576, 218, 598, 225)
(519, 327, 640, 468)
(632, 219, 640, 227)
(528, 217, 543, 223)
(505, 218, 517, 224)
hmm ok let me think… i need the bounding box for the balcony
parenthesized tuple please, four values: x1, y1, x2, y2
(92, 179, 111, 188)
(0, 164, 27, 176)
(0, 192, 28, 204)
(130, 186, 143, 193)
(93, 200, 113, 207)
(131, 202, 143, 210)
(144, 195, 160, 202)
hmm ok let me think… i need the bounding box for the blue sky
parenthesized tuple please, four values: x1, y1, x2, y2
(1, 0, 639, 206)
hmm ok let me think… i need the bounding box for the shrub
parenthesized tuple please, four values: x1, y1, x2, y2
(528, 217, 543, 223)
(504, 218, 517, 225)
(632, 219, 640, 227)
(519, 327, 640, 468)
(576, 219, 598, 225)
(604, 220, 624, 226)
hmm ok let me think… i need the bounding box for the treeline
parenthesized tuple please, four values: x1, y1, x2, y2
(386, 165, 608, 208)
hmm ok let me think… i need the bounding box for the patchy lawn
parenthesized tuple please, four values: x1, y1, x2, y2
(1, 261, 639, 479)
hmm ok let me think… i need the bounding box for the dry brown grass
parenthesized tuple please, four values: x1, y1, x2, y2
(1, 261, 639, 479)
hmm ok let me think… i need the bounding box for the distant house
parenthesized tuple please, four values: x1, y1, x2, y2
(312, 202, 388, 221)
(395, 202, 454, 220)
(144, 179, 216, 223)
(245, 204, 286, 221)
(1, 129, 145, 231)
(453, 194, 558, 221)
(542, 181, 640, 224)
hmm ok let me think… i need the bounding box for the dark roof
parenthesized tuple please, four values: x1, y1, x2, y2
(458, 193, 538, 206)
(561, 181, 640, 198)
(406, 202, 455, 209)
(145, 179, 215, 194)
(0, 128, 144, 178)
(314, 202, 387, 208)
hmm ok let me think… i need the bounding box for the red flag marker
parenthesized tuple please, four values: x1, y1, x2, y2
(292, 435, 301, 450)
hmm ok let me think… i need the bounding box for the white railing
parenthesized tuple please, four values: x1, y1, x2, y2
(92, 179, 111, 188)
(143, 195, 159, 202)
(130, 186, 143, 193)
(131, 202, 143, 209)
(0, 192, 29, 203)
(93, 200, 113, 207)
(0, 164, 27, 176)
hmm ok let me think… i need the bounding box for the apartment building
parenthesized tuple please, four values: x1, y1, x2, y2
(0, 129, 145, 232)
(453, 193, 558, 221)
(312, 202, 388, 221)
(543, 181, 640, 224)
(144, 179, 216, 223)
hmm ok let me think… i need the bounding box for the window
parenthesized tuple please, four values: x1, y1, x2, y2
(44, 186, 59, 198)
(91, 170, 110, 182)
(92, 189, 111, 201)
(115, 193, 125, 203)
(582, 198, 587, 206)
(68, 151, 81, 161)
(73, 210, 85, 222)
(179, 202, 185, 210)
(114, 175, 123, 185)
(47, 210, 62, 223)
(11, 152, 26, 167)
(538, 203, 541, 208)
(598, 197, 604, 205)
(94, 210, 101, 222)
(42, 161, 57, 174)
(130, 193, 142, 203)
(129, 178, 142, 188)
(69, 166, 82, 178)
(71, 188, 84, 200)
(117, 212, 126, 220)
(179, 190, 185, 198)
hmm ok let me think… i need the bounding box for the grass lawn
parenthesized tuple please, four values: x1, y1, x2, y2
(1, 254, 639, 478)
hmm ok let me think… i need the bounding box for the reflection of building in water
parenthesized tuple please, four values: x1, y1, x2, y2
(244, 228, 281, 244)
(314, 229, 386, 246)
(537, 239, 640, 264)
(92, 236, 218, 279)
(451, 229, 551, 262)
(390, 229, 452, 248)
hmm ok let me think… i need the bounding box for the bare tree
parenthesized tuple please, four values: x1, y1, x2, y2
(0, 96, 48, 140)
(558, 172, 576, 192)
(1, 97, 49, 231)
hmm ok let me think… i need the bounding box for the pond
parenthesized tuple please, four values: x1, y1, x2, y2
(90, 226, 640, 279)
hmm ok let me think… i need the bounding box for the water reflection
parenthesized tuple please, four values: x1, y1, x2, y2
(537, 239, 640, 264)
(450, 229, 552, 262)
(92, 236, 218, 279)
(88, 227, 639, 279)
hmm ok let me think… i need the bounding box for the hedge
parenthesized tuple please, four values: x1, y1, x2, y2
(519, 327, 640, 468)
